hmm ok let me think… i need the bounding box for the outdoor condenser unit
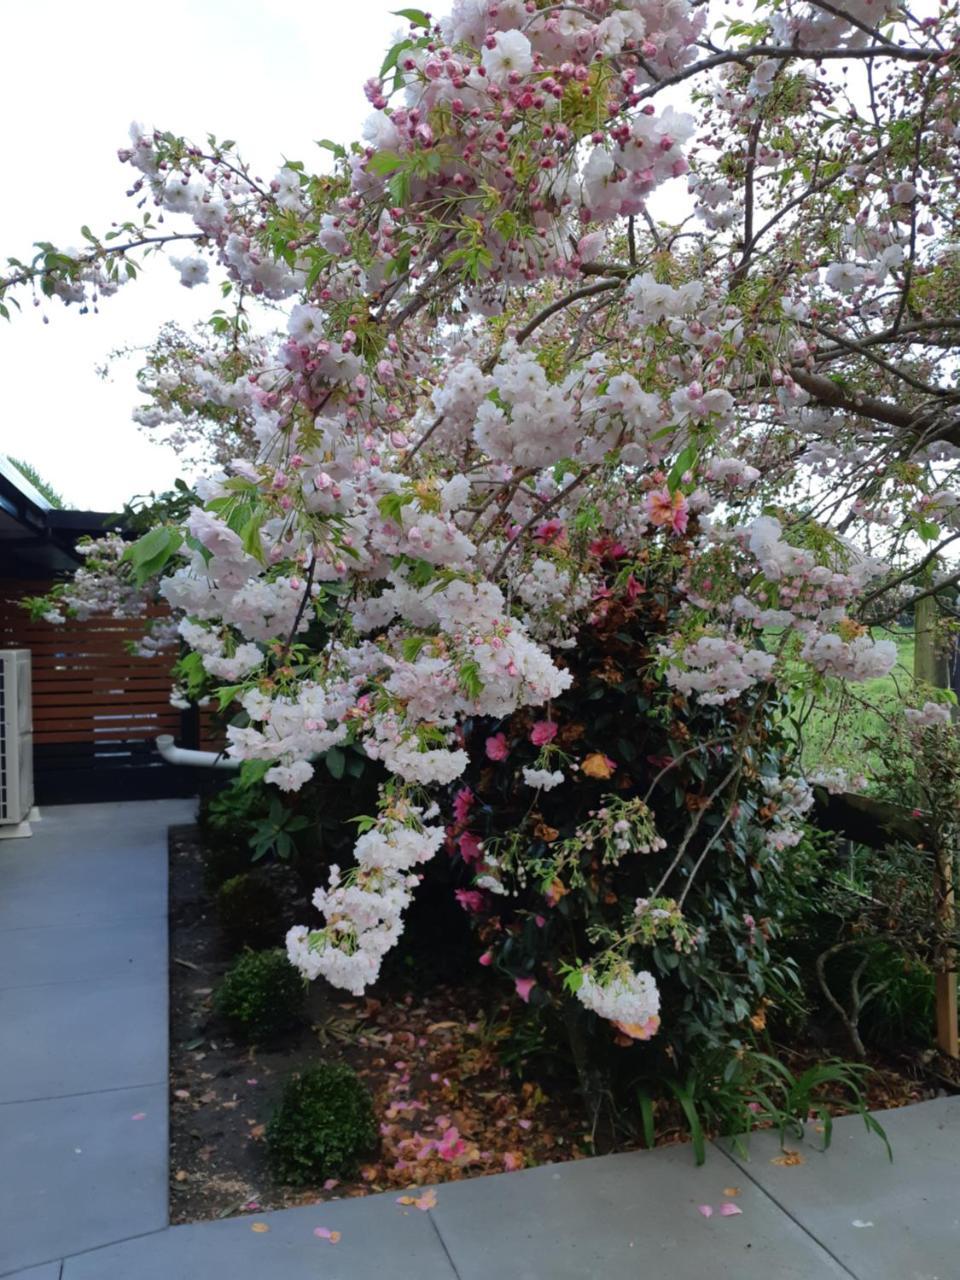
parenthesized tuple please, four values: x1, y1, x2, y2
(0, 649, 34, 827)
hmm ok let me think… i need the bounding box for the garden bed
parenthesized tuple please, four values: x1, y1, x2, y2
(168, 823, 951, 1224)
(168, 823, 589, 1222)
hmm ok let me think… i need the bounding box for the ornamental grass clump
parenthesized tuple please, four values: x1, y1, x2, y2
(267, 1063, 377, 1185)
(214, 948, 304, 1042)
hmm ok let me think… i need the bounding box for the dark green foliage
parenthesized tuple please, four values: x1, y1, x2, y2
(779, 833, 948, 1055)
(853, 948, 935, 1046)
(198, 780, 268, 889)
(215, 873, 285, 950)
(214, 948, 304, 1042)
(637, 1045, 890, 1165)
(267, 1064, 378, 1185)
(456, 573, 804, 1074)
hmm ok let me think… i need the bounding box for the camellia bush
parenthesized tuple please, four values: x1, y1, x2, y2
(7, 1, 960, 1075)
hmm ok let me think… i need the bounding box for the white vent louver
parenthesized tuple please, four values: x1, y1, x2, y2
(0, 649, 33, 825)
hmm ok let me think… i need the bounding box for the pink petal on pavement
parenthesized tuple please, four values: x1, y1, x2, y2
(131, 1113, 146, 1121)
(698, 1205, 714, 1218)
(719, 1203, 743, 1217)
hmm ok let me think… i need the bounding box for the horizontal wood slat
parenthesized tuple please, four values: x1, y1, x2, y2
(0, 578, 182, 753)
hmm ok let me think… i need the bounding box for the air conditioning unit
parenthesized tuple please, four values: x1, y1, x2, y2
(0, 649, 34, 833)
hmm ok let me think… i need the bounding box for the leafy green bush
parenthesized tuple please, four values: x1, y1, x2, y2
(214, 949, 304, 1041)
(268, 1064, 377, 1185)
(198, 779, 268, 889)
(637, 1045, 890, 1164)
(215, 873, 285, 951)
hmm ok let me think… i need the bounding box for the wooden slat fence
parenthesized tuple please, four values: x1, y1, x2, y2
(0, 579, 215, 802)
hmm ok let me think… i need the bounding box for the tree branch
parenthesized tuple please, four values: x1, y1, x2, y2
(515, 279, 623, 347)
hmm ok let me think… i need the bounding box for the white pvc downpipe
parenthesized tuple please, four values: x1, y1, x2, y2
(156, 734, 240, 770)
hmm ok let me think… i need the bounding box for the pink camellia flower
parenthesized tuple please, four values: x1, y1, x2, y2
(514, 977, 536, 1003)
(530, 720, 558, 747)
(533, 518, 565, 545)
(646, 486, 690, 536)
(458, 831, 483, 863)
(455, 889, 486, 914)
(452, 786, 474, 825)
(588, 536, 628, 559)
(485, 733, 509, 761)
(478, 951, 494, 967)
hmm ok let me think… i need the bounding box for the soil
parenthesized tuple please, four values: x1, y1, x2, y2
(168, 824, 588, 1223)
(168, 824, 952, 1224)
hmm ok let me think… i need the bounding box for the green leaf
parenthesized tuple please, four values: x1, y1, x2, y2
(124, 525, 171, 566)
(668, 1079, 706, 1165)
(401, 635, 428, 661)
(123, 525, 182, 584)
(325, 746, 346, 780)
(239, 516, 264, 562)
(315, 137, 347, 160)
(367, 150, 404, 176)
(392, 8, 431, 27)
(380, 38, 414, 78)
(667, 445, 699, 494)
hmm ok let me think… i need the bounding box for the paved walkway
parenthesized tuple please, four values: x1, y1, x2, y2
(1, 802, 958, 1279)
(0, 800, 193, 1278)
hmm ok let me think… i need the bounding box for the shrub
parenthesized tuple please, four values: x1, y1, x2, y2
(216, 873, 285, 950)
(198, 780, 268, 889)
(268, 1063, 377, 1185)
(214, 949, 304, 1042)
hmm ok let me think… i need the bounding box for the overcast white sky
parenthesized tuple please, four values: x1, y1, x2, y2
(0, 1, 401, 510)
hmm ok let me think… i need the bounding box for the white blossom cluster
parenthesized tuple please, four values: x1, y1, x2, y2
(904, 700, 953, 729)
(287, 804, 444, 994)
(575, 966, 661, 1037)
(664, 634, 778, 705)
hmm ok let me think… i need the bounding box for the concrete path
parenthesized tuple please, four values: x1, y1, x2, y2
(1, 801, 958, 1280)
(0, 800, 194, 1278)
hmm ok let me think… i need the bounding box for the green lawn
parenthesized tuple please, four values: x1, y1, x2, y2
(787, 627, 917, 785)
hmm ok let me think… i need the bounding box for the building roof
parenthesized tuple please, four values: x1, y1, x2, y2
(0, 454, 118, 579)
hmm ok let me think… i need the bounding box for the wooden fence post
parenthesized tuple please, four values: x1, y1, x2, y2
(914, 597, 959, 1058)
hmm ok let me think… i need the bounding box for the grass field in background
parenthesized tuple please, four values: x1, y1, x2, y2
(789, 627, 916, 783)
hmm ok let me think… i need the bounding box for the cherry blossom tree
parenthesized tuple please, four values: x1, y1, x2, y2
(6, 0, 960, 1041)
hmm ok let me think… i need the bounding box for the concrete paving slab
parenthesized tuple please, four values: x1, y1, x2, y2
(724, 1097, 960, 1280)
(36, 800, 196, 830)
(61, 1193, 458, 1280)
(0, 801, 194, 932)
(430, 1144, 851, 1280)
(0, 1084, 167, 1275)
(0, 918, 165, 990)
(0, 844, 167, 931)
(0, 979, 166, 1102)
(1, 1265, 63, 1280)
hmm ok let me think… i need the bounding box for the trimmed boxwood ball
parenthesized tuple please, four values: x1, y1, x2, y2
(215, 872, 285, 950)
(268, 1064, 378, 1185)
(214, 948, 304, 1042)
